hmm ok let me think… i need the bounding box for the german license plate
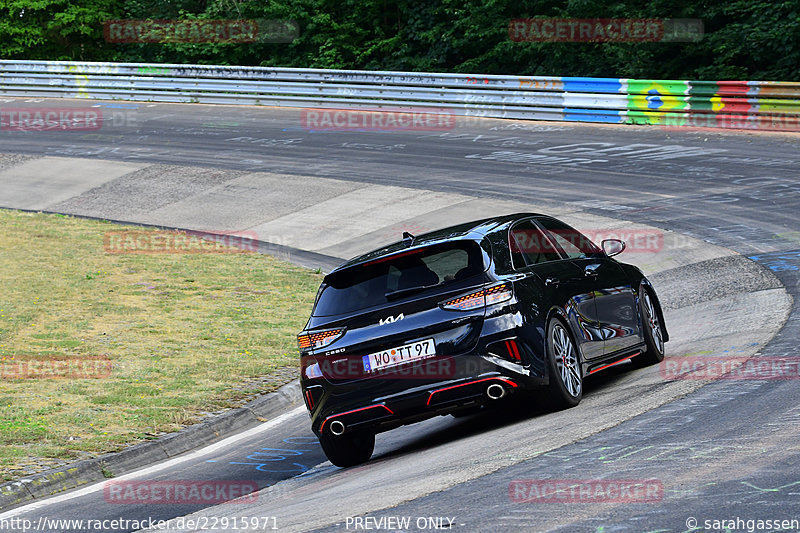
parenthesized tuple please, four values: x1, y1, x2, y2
(362, 338, 436, 373)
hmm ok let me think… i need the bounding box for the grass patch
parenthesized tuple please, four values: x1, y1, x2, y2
(0, 210, 322, 481)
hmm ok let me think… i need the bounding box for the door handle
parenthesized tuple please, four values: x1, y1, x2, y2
(545, 277, 560, 286)
(584, 264, 601, 277)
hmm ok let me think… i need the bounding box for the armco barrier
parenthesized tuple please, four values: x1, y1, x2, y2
(1, 60, 798, 131)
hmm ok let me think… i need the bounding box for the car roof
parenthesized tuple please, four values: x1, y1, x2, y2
(330, 212, 545, 273)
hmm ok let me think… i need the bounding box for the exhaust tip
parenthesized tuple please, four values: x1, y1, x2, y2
(329, 419, 346, 436)
(486, 383, 506, 400)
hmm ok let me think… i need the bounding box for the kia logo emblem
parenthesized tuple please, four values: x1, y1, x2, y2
(379, 313, 404, 326)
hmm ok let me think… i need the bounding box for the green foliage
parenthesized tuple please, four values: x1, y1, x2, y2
(0, 0, 797, 80)
(0, 0, 123, 60)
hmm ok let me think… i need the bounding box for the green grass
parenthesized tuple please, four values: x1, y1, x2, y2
(0, 209, 322, 481)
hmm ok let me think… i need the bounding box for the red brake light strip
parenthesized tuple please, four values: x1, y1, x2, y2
(363, 248, 424, 266)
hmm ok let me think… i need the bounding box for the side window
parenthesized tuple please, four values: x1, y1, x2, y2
(535, 217, 601, 259)
(509, 220, 562, 269)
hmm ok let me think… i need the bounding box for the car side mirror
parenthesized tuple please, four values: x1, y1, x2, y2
(602, 239, 625, 257)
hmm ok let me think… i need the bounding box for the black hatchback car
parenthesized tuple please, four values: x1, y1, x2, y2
(298, 213, 668, 467)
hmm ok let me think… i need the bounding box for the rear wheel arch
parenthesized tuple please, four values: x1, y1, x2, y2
(544, 306, 588, 368)
(544, 305, 569, 331)
(639, 281, 669, 342)
(633, 284, 666, 367)
(543, 314, 583, 410)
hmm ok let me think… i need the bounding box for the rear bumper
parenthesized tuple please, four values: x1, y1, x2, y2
(303, 353, 546, 437)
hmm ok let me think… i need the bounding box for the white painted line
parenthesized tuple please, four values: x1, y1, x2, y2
(0, 406, 306, 519)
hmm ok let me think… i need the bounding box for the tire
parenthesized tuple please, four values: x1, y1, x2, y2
(633, 286, 666, 367)
(544, 317, 583, 410)
(318, 430, 375, 468)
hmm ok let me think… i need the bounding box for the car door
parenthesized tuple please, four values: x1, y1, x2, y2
(508, 219, 605, 361)
(534, 217, 641, 356)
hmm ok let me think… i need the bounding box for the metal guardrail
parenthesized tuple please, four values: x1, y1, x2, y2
(1, 60, 799, 130)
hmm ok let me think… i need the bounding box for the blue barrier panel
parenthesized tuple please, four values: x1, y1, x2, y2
(563, 108, 625, 123)
(562, 77, 623, 94)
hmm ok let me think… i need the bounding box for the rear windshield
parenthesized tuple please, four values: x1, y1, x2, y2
(313, 241, 487, 316)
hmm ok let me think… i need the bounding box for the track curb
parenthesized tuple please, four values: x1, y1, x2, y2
(0, 379, 302, 512)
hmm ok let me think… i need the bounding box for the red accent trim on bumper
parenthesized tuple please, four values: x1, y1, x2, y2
(426, 377, 518, 407)
(319, 404, 394, 433)
(589, 353, 640, 375)
(506, 340, 521, 361)
(305, 390, 315, 410)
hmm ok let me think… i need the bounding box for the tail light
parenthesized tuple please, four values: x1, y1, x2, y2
(297, 328, 345, 351)
(440, 283, 513, 311)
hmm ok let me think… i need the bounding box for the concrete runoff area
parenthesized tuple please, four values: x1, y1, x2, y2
(0, 157, 145, 211)
(0, 155, 745, 270)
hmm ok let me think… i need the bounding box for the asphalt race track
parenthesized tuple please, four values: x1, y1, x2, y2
(1, 100, 799, 532)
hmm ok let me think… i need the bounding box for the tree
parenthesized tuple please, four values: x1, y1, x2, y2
(0, 0, 123, 60)
(0, 0, 797, 81)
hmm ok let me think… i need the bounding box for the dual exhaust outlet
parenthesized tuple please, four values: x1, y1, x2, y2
(329, 419, 346, 436)
(327, 382, 508, 436)
(486, 382, 507, 400)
